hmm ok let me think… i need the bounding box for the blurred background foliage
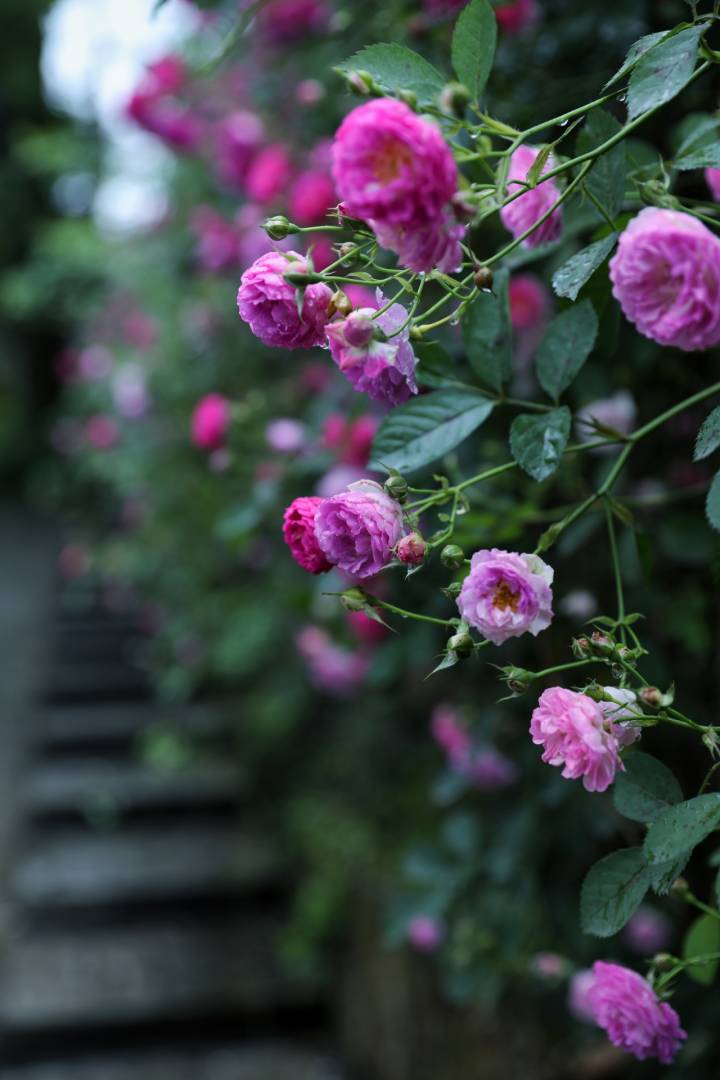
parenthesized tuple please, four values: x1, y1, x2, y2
(3, 1, 720, 1075)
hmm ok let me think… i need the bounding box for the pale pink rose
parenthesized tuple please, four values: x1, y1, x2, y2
(530, 687, 624, 792)
(457, 549, 554, 646)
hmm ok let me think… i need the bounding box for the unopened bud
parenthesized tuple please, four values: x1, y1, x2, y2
(441, 544, 465, 570)
(473, 266, 494, 291)
(590, 630, 615, 657)
(448, 631, 473, 658)
(670, 877, 689, 897)
(342, 69, 378, 96)
(396, 532, 426, 566)
(443, 581, 462, 598)
(439, 81, 471, 117)
(384, 474, 409, 503)
(329, 289, 353, 317)
(262, 215, 298, 241)
(340, 586, 369, 613)
(398, 89, 418, 109)
(343, 311, 375, 348)
(284, 270, 325, 286)
(500, 666, 534, 695)
(652, 953, 674, 972)
(571, 636, 591, 659)
(703, 728, 720, 758)
(338, 242, 356, 260)
(640, 687, 663, 709)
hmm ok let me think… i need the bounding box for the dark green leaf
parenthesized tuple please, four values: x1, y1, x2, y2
(682, 914, 720, 986)
(694, 406, 720, 462)
(451, 0, 496, 104)
(552, 234, 618, 301)
(335, 44, 445, 108)
(674, 116, 720, 170)
(372, 389, 494, 474)
(510, 408, 571, 481)
(613, 753, 683, 823)
(605, 31, 668, 89)
(535, 300, 598, 400)
(580, 847, 650, 937)
(627, 25, 704, 121)
(577, 110, 626, 218)
(706, 471, 720, 532)
(644, 794, 720, 865)
(462, 266, 511, 392)
(416, 343, 466, 389)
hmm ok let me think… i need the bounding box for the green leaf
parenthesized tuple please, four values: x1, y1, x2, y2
(415, 343, 466, 389)
(695, 406, 720, 462)
(462, 266, 511, 392)
(580, 847, 650, 938)
(706, 470, 720, 532)
(372, 389, 494, 474)
(644, 793, 720, 866)
(552, 234, 618, 302)
(674, 116, 720, 171)
(682, 914, 720, 986)
(627, 25, 704, 121)
(451, 0, 496, 104)
(605, 31, 668, 89)
(335, 44, 446, 108)
(535, 300, 598, 401)
(510, 408, 571, 482)
(577, 110, 626, 218)
(613, 753, 683, 824)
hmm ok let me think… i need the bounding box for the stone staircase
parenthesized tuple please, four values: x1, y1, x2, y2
(0, 510, 343, 1079)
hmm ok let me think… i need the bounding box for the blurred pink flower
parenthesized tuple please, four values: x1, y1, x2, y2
(191, 207, 240, 272)
(500, 145, 563, 248)
(496, 0, 540, 34)
(407, 915, 445, 953)
(705, 167, 720, 202)
(265, 418, 306, 453)
(85, 415, 120, 450)
(214, 110, 265, 189)
(623, 906, 670, 956)
(508, 274, 550, 331)
(290, 169, 336, 225)
(245, 144, 293, 204)
(295, 625, 369, 696)
(191, 393, 231, 451)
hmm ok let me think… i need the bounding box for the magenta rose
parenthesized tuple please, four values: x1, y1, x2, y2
(396, 532, 426, 566)
(282, 496, 332, 574)
(609, 207, 720, 351)
(191, 393, 231, 451)
(289, 169, 336, 225)
(587, 961, 686, 1064)
(332, 99, 466, 273)
(325, 291, 418, 406)
(314, 479, 404, 578)
(529, 687, 624, 792)
(214, 110, 265, 189)
(496, 0, 541, 34)
(457, 549, 553, 645)
(500, 145, 563, 248)
(237, 251, 333, 349)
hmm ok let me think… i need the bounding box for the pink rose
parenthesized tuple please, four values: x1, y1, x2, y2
(706, 167, 720, 202)
(244, 144, 292, 204)
(191, 393, 230, 451)
(496, 0, 540, 34)
(529, 687, 623, 792)
(500, 145, 563, 248)
(609, 207, 720, 351)
(587, 961, 686, 1064)
(237, 251, 333, 349)
(314, 479, 404, 579)
(407, 915, 445, 953)
(457, 549, 553, 645)
(282, 496, 331, 574)
(325, 292, 418, 406)
(332, 99, 466, 273)
(289, 169, 336, 225)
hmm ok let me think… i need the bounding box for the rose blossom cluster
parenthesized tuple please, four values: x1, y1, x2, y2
(237, 257, 420, 407)
(283, 480, 405, 579)
(126, 54, 202, 151)
(332, 100, 467, 273)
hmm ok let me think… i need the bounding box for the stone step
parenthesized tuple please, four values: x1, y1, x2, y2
(0, 916, 319, 1030)
(43, 663, 149, 704)
(34, 704, 226, 754)
(12, 824, 283, 908)
(0, 1045, 342, 1080)
(22, 759, 245, 819)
